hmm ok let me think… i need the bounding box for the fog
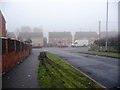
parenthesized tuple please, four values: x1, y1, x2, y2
(0, 0, 119, 37)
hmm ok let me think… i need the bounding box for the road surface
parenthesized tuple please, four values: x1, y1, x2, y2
(42, 47, 119, 88)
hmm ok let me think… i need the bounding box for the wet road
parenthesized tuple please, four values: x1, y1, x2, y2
(42, 47, 119, 88)
(3, 50, 40, 88)
(3, 47, 119, 88)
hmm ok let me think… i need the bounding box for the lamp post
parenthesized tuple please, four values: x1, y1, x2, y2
(99, 21, 101, 51)
(105, 0, 109, 52)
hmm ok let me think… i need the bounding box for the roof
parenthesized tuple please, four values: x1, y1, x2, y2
(74, 31, 98, 39)
(7, 32, 16, 39)
(100, 31, 118, 38)
(49, 32, 72, 38)
(0, 10, 6, 23)
(18, 32, 43, 39)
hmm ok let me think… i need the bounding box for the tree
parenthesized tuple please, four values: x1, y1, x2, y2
(93, 34, 119, 52)
(24, 38, 32, 44)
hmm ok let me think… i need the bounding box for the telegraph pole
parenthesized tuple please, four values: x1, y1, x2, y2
(99, 21, 101, 51)
(105, 0, 109, 51)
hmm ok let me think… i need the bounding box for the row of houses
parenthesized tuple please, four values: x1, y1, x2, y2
(0, 10, 118, 47)
(17, 31, 118, 47)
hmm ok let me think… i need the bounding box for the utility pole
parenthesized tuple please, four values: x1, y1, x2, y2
(105, 0, 109, 52)
(99, 21, 101, 51)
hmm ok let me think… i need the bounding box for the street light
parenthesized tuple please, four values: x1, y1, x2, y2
(105, 0, 109, 51)
(99, 21, 101, 51)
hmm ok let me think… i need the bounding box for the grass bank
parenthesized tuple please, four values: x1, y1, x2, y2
(38, 52, 103, 88)
(79, 51, 120, 59)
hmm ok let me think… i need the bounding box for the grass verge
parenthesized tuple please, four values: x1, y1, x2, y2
(79, 51, 120, 59)
(38, 52, 103, 88)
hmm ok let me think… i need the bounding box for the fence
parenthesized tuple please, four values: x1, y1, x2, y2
(0, 38, 32, 73)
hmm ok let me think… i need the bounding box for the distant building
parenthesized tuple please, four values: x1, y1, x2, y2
(100, 31, 118, 39)
(21, 26, 32, 32)
(6, 32, 16, 39)
(33, 27, 42, 32)
(18, 31, 43, 47)
(43, 37, 47, 47)
(74, 31, 98, 45)
(0, 11, 6, 37)
(49, 32, 72, 46)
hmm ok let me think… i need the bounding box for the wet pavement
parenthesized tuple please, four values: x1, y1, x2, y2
(2, 50, 41, 88)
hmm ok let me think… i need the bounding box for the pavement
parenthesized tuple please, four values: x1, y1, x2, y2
(2, 47, 120, 88)
(2, 50, 40, 88)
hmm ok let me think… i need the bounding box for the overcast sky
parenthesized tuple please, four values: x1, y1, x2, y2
(0, 0, 119, 37)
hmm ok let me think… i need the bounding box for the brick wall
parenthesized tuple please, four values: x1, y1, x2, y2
(0, 11, 6, 37)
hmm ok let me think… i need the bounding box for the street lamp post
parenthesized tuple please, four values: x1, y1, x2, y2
(99, 21, 101, 51)
(105, 0, 109, 52)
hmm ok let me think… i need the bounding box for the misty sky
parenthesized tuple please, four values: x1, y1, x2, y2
(0, 0, 119, 37)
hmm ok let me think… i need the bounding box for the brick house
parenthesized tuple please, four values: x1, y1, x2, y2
(18, 31, 44, 47)
(49, 32, 72, 46)
(0, 11, 6, 37)
(74, 31, 98, 45)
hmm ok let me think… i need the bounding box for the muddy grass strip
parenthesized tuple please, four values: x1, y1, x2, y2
(38, 52, 105, 88)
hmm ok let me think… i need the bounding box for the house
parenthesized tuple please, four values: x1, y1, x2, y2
(49, 32, 72, 46)
(100, 31, 118, 39)
(0, 11, 6, 37)
(6, 32, 16, 39)
(74, 31, 98, 45)
(18, 31, 43, 47)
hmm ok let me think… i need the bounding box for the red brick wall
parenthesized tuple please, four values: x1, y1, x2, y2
(0, 11, 6, 37)
(2, 15, 6, 37)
